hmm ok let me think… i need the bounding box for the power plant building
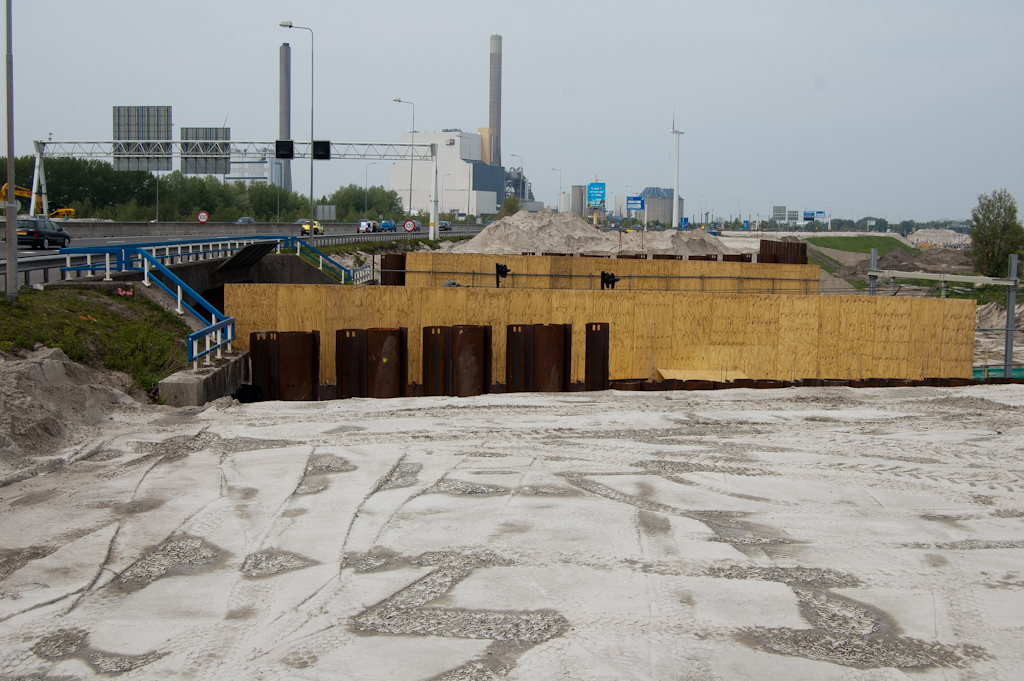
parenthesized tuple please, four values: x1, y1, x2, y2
(390, 130, 504, 217)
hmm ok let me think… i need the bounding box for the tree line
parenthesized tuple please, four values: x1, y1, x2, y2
(0, 155, 406, 223)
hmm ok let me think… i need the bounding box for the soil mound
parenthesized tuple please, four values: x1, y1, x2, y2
(451, 210, 732, 258)
(838, 246, 972, 278)
(0, 347, 137, 474)
(908, 228, 971, 248)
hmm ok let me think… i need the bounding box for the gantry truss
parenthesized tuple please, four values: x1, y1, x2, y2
(28, 140, 442, 238)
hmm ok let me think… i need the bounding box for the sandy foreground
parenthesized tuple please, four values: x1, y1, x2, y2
(1, 385, 1023, 680)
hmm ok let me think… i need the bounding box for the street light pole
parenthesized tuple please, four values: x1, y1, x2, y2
(364, 161, 376, 218)
(551, 167, 561, 211)
(5, 0, 16, 302)
(394, 98, 415, 216)
(280, 21, 314, 223)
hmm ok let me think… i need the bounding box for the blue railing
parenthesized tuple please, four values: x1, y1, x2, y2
(58, 236, 365, 364)
(288, 237, 353, 282)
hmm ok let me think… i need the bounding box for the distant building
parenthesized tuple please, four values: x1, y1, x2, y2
(622, 187, 684, 226)
(390, 130, 504, 216)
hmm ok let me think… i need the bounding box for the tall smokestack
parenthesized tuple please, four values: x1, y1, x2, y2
(489, 35, 502, 167)
(279, 43, 293, 193)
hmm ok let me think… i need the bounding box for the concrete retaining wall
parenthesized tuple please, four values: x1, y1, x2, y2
(158, 350, 249, 407)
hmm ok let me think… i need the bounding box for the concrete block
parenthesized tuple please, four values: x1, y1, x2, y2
(158, 351, 249, 407)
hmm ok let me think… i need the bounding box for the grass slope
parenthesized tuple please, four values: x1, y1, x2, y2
(0, 286, 192, 394)
(805, 235, 918, 257)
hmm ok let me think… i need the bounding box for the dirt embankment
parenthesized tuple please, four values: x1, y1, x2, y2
(0, 348, 139, 477)
(837, 247, 972, 279)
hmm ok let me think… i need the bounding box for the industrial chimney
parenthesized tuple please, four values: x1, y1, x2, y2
(489, 35, 502, 167)
(279, 43, 293, 193)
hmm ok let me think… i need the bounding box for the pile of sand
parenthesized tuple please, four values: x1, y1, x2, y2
(450, 210, 732, 258)
(838, 247, 973, 278)
(907, 228, 971, 248)
(0, 347, 138, 476)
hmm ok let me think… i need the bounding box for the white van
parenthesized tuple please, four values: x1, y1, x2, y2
(358, 219, 379, 233)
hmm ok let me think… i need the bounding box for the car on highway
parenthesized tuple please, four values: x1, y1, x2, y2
(236, 217, 255, 224)
(296, 219, 323, 236)
(380, 219, 396, 232)
(439, 220, 452, 231)
(358, 219, 380, 233)
(13, 216, 71, 249)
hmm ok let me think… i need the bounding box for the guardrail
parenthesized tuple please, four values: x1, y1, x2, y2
(2, 229, 480, 289)
(135, 249, 235, 367)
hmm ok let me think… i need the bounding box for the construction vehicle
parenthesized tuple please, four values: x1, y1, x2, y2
(0, 183, 75, 218)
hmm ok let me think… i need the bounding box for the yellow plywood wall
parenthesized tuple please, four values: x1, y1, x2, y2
(226, 285, 976, 384)
(404, 252, 820, 294)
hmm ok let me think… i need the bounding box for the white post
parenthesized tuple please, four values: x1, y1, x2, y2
(176, 285, 183, 314)
(104, 253, 112, 281)
(64, 254, 71, 280)
(142, 256, 149, 286)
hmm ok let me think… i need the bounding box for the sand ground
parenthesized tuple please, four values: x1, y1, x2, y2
(2, 383, 1023, 680)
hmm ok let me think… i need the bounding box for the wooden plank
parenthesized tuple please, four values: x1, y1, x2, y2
(224, 284, 977, 384)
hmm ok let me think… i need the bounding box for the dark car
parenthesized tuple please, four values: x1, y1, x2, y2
(439, 220, 452, 231)
(236, 216, 255, 224)
(380, 219, 397, 232)
(16, 216, 70, 249)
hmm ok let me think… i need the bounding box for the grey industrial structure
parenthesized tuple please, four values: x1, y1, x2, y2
(390, 34, 522, 217)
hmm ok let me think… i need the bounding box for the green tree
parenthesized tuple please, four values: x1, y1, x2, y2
(970, 189, 1024, 277)
(494, 195, 521, 220)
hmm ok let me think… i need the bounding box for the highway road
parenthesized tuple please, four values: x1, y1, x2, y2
(2, 223, 481, 290)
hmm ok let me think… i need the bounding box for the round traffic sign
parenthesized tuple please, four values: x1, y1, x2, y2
(197, 211, 210, 224)
(403, 220, 416, 233)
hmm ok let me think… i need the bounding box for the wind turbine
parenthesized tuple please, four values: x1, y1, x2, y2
(671, 115, 684, 230)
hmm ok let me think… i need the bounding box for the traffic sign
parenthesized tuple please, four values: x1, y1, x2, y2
(626, 196, 645, 211)
(197, 210, 209, 223)
(403, 219, 416, 233)
(587, 183, 605, 207)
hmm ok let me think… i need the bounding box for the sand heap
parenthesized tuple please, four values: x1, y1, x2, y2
(838, 246, 972, 278)
(451, 209, 732, 258)
(907, 228, 971, 248)
(0, 347, 137, 476)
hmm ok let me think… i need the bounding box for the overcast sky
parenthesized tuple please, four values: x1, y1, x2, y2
(12, 1, 1024, 221)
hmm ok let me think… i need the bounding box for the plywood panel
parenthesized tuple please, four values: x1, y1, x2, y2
(225, 285, 975, 385)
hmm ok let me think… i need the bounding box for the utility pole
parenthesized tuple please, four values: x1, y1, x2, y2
(671, 116, 684, 231)
(5, 0, 16, 302)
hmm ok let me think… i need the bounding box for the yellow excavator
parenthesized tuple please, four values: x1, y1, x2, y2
(0, 183, 75, 218)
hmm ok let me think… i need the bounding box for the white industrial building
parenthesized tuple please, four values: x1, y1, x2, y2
(390, 130, 504, 217)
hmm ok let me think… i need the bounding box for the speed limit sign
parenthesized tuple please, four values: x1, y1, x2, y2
(197, 211, 210, 223)
(403, 219, 416, 233)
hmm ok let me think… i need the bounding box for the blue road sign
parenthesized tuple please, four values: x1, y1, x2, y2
(803, 211, 815, 221)
(682, 217, 689, 228)
(587, 182, 606, 207)
(743, 220, 750, 230)
(815, 211, 826, 220)
(626, 196, 644, 211)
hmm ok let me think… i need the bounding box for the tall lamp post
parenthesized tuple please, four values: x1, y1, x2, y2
(393, 98, 415, 216)
(279, 21, 314, 223)
(510, 154, 524, 200)
(551, 167, 561, 212)
(364, 161, 376, 218)
(5, 0, 16, 302)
